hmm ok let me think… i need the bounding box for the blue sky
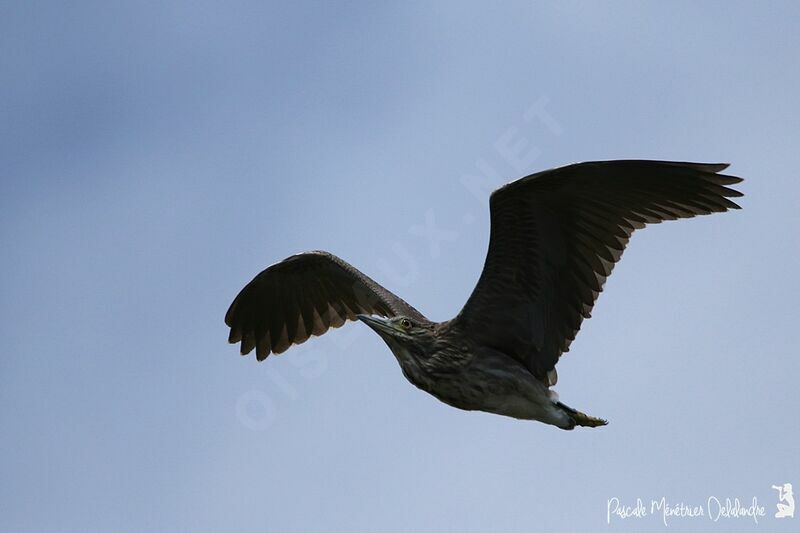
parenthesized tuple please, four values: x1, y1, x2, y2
(1, 2, 798, 531)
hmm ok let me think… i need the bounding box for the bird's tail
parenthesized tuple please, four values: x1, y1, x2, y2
(556, 401, 608, 429)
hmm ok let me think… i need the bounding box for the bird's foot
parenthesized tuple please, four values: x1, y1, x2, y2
(556, 401, 608, 429)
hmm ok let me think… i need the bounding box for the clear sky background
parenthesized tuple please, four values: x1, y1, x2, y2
(2, 2, 798, 532)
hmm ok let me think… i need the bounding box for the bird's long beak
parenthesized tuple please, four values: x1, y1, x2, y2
(356, 314, 395, 335)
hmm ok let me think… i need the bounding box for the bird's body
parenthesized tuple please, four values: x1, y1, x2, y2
(357, 315, 599, 429)
(419, 344, 568, 427)
(225, 160, 743, 429)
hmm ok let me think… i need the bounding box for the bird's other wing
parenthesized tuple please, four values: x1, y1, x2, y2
(451, 160, 743, 385)
(225, 250, 426, 360)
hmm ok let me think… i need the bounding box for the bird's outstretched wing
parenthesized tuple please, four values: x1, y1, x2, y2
(225, 251, 425, 360)
(451, 160, 743, 385)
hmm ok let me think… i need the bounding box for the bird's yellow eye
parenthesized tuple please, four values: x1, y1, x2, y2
(400, 318, 412, 329)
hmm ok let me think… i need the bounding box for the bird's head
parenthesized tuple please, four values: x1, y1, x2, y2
(356, 314, 437, 382)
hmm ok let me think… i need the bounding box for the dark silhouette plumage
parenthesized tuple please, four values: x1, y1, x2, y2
(225, 160, 742, 429)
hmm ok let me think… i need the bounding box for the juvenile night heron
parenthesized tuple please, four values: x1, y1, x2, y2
(225, 160, 742, 429)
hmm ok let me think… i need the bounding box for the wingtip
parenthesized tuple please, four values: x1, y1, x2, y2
(228, 326, 242, 344)
(224, 302, 237, 327)
(705, 162, 730, 172)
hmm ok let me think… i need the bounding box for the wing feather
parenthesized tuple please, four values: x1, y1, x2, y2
(225, 250, 425, 360)
(451, 160, 743, 383)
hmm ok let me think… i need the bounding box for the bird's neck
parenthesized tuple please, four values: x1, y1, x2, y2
(386, 341, 434, 391)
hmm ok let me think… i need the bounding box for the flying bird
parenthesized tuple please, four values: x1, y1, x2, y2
(225, 160, 742, 429)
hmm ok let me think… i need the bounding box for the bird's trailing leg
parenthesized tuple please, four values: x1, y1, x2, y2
(556, 401, 608, 429)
